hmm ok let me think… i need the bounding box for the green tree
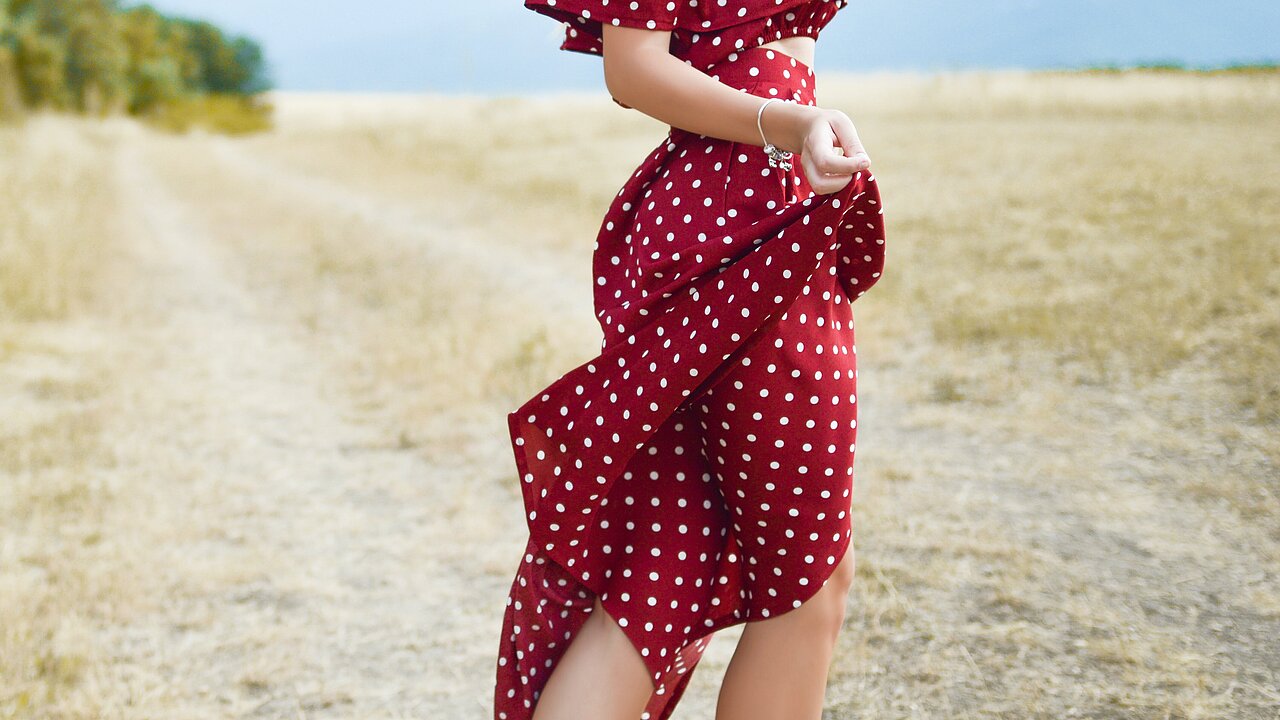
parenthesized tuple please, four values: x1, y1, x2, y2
(1, 0, 271, 129)
(0, 6, 24, 120)
(176, 18, 269, 96)
(64, 0, 127, 113)
(181, 19, 234, 92)
(129, 55, 181, 114)
(231, 36, 268, 95)
(119, 5, 185, 113)
(11, 14, 67, 108)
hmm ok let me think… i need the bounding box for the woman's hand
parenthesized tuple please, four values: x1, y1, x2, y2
(765, 103, 872, 195)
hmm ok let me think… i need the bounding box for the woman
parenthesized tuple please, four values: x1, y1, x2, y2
(495, 2, 887, 718)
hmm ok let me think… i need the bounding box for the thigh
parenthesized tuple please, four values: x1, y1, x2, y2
(692, 279, 859, 601)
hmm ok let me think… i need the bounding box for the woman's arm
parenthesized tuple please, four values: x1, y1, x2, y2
(601, 25, 871, 196)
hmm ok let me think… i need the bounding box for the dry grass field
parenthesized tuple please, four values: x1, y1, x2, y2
(1, 69, 1278, 719)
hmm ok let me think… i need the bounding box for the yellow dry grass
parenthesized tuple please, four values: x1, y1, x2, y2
(0, 70, 1277, 719)
(0, 115, 127, 717)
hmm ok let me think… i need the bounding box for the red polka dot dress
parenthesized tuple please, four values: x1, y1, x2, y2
(495, 2, 886, 718)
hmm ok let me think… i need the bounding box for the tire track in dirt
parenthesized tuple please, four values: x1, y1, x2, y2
(98, 134, 500, 718)
(203, 134, 592, 324)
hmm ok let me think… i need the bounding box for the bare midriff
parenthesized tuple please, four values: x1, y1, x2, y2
(755, 34, 817, 70)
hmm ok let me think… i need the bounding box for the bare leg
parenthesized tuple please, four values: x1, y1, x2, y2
(531, 595, 657, 720)
(714, 542, 857, 720)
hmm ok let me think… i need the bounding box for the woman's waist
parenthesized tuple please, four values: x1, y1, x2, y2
(756, 35, 816, 71)
(702, 44, 817, 102)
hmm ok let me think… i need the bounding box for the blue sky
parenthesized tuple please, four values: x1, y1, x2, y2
(139, 1, 1279, 93)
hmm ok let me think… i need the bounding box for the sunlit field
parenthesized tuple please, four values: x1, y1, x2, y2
(2, 69, 1277, 719)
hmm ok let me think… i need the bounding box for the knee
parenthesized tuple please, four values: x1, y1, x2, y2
(809, 544, 856, 638)
(773, 543, 856, 644)
(829, 542, 857, 597)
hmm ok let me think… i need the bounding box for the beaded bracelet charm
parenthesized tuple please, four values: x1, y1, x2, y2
(756, 97, 794, 172)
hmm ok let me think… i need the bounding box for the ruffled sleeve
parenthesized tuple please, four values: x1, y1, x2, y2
(525, 0, 681, 109)
(524, 0, 681, 59)
(524, 0, 682, 34)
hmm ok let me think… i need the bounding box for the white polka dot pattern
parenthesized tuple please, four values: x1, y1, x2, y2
(524, 0, 849, 72)
(493, 44, 886, 720)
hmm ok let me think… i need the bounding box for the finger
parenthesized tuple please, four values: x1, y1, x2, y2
(803, 155, 851, 195)
(815, 175, 852, 196)
(829, 113, 871, 169)
(811, 146, 860, 176)
(811, 126, 863, 175)
(814, 149, 860, 176)
(802, 121, 852, 174)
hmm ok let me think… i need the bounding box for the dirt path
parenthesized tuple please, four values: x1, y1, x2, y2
(96, 136, 502, 717)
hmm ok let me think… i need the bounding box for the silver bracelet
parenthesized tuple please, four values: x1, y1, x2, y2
(756, 97, 794, 172)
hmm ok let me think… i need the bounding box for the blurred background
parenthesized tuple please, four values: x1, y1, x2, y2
(1, 1, 1277, 718)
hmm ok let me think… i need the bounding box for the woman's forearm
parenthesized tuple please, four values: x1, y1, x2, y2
(602, 32, 816, 155)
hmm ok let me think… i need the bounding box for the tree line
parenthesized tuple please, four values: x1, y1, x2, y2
(0, 0, 270, 125)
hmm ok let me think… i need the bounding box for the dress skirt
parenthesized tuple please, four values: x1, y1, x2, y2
(493, 44, 887, 720)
